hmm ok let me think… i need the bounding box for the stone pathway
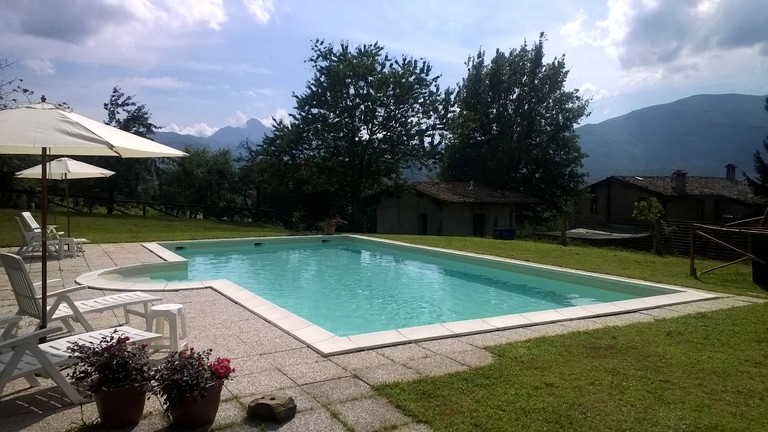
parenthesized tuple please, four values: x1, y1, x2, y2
(0, 243, 763, 431)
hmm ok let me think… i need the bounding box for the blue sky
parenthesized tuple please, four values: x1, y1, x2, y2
(1, 0, 766, 136)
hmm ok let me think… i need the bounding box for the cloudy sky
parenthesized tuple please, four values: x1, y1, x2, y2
(1, 0, 766, 137)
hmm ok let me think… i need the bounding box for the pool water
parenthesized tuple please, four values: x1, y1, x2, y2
(151, 238, 675, 336)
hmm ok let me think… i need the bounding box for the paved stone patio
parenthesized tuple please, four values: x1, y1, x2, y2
(0, 242, 763, 431)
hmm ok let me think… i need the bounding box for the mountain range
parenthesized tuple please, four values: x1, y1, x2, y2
(576, 93, 768, 181)
(152, 118, 272, 153)
(152, 93, 768, 184)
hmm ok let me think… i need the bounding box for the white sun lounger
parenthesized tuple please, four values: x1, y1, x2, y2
(0, 320, 162, 404)
(1, 252, 162, 332)
(20, 212, 89, 257)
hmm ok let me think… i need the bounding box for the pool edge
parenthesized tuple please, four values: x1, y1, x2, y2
(76, 235, 723, 356)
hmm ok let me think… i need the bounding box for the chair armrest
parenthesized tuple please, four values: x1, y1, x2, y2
(0, 326, 62, 351)
(47, 285, 87, 297)
(0, 315, 23, 327)
(33, 279, 63, 287)
(31, 283, 85, 299)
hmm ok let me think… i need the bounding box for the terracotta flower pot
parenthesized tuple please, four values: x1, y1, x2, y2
(322, 223, 336, 235)
(95, 385, 148, 429)
(169, 381, 224, 429)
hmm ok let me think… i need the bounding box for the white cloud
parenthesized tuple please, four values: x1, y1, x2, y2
(246, 88, 276, 98)
(243, 0, 274, 24)
(259, 108, 290, 127)
(163, 122, 219, 137)
(22, 58, 55, 75)
(119, 0, 227, 32)
(579, 83, 613, 101)
(228, 110, 250, 127)
(121, 76, 189, 90)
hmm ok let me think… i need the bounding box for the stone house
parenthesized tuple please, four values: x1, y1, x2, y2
(376, 181, 539, 237)
(577, 164, 767, 226)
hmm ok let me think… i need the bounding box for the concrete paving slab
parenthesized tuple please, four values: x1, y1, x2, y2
(402, 355, 468, 377)
(442, 348, 495, 368)
(330, 350, 393, 370)
(392, 423, 434, 432)
(256, 408, 348, 432)
(332, 396, 411, 432)
(224, 368, 296, 399)
(418, 338, 477, 355)
(353, 363, 421, 386)
(278, 359, 351, 385)
(375, 343, 432, 362)
(302, 377, 374, 405)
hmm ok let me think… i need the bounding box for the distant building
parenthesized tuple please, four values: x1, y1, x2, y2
(577, 164, 768, 226)
(376, 181, 539, 237)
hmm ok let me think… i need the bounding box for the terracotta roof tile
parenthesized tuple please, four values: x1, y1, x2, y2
(411, 182, 540, 204)
(613, 176, 768, 205)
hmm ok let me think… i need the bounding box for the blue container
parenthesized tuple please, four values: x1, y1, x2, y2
(501, 228, 516, 240)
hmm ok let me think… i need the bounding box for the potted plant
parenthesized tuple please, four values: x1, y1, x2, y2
(151, 348, 235, 429)
(66, 330, 152, 429)
(321, 215, 346, 235)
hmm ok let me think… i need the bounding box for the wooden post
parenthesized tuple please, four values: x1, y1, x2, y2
(560, 212, 567, 246)
(689, 225, 696, 277)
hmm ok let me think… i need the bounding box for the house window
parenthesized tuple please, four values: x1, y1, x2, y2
(696, 200, 705, 220)
(590, 197, 599, 214)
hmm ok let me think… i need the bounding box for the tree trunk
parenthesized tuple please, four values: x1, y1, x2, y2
(653, 220, 663, 256)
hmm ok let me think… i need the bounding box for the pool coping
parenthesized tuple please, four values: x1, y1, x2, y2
(76, 234, 721, 356)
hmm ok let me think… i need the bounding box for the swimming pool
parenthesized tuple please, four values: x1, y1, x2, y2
(78, 235, 717, 355)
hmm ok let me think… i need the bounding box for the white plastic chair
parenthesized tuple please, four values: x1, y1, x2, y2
(0, 252, 162, 332)
(20, 212, 89, 257)
(0, 321, 162, 404)
(14, 217, 44, 258)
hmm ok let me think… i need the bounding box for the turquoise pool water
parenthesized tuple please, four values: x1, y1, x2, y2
(145, 237, 676, 336)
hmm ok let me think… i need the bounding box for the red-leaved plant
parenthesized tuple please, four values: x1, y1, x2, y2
(150, 348, 235, 413)
(65, 329, 151, 394)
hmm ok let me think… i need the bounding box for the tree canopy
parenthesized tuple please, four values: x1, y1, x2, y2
(745, 97, 768, 197)
(257, 40, 453, 228)
(83, 86, 160, 213)
(441, 33, 590, 211)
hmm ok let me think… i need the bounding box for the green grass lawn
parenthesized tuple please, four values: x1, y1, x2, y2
(378, 303, 768, 432)
(374, 234, 766, 298)
(0, 208, 289, 246)
(3, 211, 766, 430)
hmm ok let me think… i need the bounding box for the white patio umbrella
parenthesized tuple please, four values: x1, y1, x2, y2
(15, 157, 116, 237)
(0, 102, 186, 331)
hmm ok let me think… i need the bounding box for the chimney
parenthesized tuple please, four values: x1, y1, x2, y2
(671, 170, 687, 194)
(725, 163, 737, 181)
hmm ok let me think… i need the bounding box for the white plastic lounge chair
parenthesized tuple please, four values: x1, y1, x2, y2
(14, 217, 44, 258)
(0, 321, 162, 403)
(20, 212, 89, 257)
(0, 253, 162, 332)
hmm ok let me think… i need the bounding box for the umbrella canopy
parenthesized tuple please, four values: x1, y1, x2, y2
(0, 103, 186, 331)
(0, 103, 186, 158)
(16, 157, 116, 236)
(15, 157, 116, 180)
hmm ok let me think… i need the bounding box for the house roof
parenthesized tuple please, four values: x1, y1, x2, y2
(604, 175, 768, 205)
(411, 181, 540, 204)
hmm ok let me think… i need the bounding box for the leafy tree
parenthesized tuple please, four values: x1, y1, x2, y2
(258, 40, 453, 228)
(441, 33, 590, 211)
(745, 97, 768, 197)
(156, 146, 237, 218)
(633, 197, 665, 255)
(84, 86, 160, 213)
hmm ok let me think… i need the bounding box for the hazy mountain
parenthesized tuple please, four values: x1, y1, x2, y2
(152, 118, 272, 152)
(577, 94, 768, 182)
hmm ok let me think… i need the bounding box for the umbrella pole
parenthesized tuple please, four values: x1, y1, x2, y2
(40, 148, 48, 334)
(65, 178, 70, 237)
